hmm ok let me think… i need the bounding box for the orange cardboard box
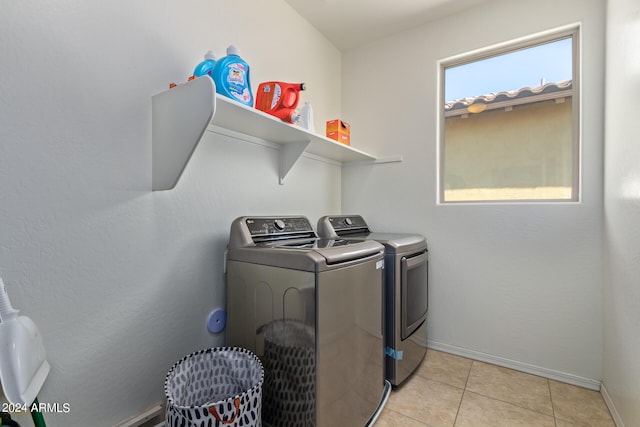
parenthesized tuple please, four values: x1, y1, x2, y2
(326, 131, 350, 145)
(326, 119, 350, 145)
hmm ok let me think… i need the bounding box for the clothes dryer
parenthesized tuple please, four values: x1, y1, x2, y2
(317, 215, 429, 386)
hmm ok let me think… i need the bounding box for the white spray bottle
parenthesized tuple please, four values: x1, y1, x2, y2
(0, 277, 50, 405)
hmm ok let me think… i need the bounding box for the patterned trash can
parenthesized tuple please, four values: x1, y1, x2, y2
(261, 319, 315, 427)
(164, 347, 264, 427)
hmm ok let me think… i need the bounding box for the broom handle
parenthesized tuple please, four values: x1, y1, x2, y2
(30, 398, 47, 427)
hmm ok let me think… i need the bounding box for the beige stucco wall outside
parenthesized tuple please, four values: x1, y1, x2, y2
(444, 98, 573, 201)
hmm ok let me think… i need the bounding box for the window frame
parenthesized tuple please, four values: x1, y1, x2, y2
(437, 25, 581, 204)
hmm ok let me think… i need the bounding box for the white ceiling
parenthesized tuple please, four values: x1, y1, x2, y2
(284, 0, 495, 51)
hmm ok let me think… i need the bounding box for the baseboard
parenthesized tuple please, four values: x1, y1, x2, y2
(427, 340, 602, 391)
(115, 402, 164, 427)
(600, 383, 625, 427)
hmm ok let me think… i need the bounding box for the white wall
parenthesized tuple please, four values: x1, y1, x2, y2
(603, 0, 640, 425)
(0, 1, 341, 425)
(341, 0, 606, 386)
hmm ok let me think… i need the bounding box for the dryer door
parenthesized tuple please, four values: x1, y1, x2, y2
(401, 250, 429, 340)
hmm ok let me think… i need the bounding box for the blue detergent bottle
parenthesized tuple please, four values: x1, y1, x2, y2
(193, 50, 217, 78)
(212, 45, 254, 106)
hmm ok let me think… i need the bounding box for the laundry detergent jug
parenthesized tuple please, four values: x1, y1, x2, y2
(255, 82, 306, 123)
(212, 45, 253, 106)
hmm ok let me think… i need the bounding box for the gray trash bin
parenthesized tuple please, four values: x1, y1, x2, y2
(164, 347, 264, 427)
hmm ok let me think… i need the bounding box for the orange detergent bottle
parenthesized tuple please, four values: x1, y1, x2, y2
(255, 82, 306, 123)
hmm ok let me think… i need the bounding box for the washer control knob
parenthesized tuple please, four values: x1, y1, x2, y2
(344, 217, 353, 226)
(274, 219, 286, 231)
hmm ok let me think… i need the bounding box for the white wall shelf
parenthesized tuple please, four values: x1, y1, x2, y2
(151, 76, 387, 190)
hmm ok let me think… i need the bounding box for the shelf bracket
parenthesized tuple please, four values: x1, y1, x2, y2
(279, 140, 310, 184)
(152, 77, 216, 190)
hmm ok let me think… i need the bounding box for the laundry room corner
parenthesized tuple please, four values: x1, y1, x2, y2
(341, 0, 605, 387)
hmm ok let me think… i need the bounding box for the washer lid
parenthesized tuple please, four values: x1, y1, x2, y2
(227, 238, 384, 271)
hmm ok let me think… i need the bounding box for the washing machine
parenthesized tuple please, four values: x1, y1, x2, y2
(225, 216, 391, 427)
(317, 215, 429, 387)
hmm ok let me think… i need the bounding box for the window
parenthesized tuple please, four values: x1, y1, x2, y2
(439, 28, 579, 203)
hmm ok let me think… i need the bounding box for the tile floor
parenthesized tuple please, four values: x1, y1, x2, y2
(376, 349, 616, 427)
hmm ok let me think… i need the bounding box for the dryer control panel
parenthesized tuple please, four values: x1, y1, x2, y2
(321, 215, 370, 236)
